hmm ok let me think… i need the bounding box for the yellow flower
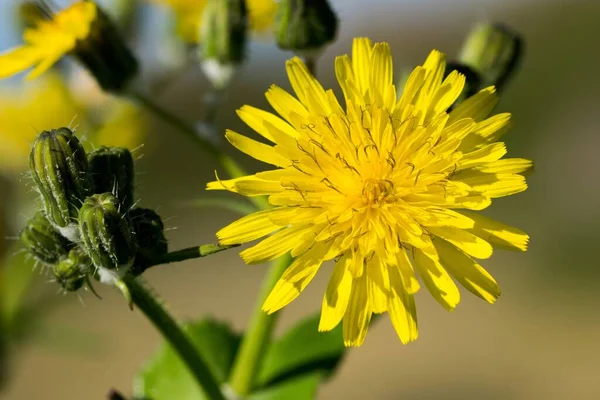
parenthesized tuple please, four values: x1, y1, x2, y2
(148, 0, 278, 44)
(0, 2, 138, 92)
(0, 2, 96, 81)
(208, 38, 532, 347)
(0, 74, 145, 174)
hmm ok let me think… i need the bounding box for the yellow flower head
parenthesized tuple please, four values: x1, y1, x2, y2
(208, 38, 532, 347)
(148, 0, 278, 44)
(0, 1, 138, 92)
(0, 2, 96, 81)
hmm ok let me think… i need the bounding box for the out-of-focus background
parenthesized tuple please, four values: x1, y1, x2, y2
(1, 0, 599, 399)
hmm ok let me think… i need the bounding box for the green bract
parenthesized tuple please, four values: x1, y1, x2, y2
(20, 212, 71, 265)
(88, 146, 135, 210)
(78, 193, 135, 274)
(29, 127, 90, 240)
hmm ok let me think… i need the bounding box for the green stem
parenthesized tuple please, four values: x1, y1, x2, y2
(228, 253, 293, 395)
(129, 91, 235, 176)
(124, 277, 225, 400)
(156, 244, 238, 266)
(130, 90, 269, 210)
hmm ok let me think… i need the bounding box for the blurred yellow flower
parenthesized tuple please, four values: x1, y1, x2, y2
(0, 2, 96, 80)
(0, 74, 85, 172)
(208, 38, 531, 347)
(148, 0, 278, 43)
(0, 74, 145, 174)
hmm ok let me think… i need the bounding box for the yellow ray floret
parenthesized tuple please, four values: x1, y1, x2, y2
(0, 2, 96, 80)
(208, 38, 531, 347)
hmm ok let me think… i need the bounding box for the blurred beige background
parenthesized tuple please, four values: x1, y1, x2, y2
(2, 0, 600, 399)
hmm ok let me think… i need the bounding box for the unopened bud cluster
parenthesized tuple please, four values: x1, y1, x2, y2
(21, 128, 167, 293)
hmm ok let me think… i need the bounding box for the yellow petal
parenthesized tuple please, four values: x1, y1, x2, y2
(449, 86, 498, 123)
(263, 244, 328, 313)
(369, 42, 394, 107)
(395, 249, 420, 294)
(265, 84, 309, 123)
(366, 254, 389, 314)
(460, 211, 529, 251)
(457, 173, 528, 198)
(216, 208, 289, 245)
(435, 238, 500, 303)
(319, 253, 352, 332)
(343, 273, 372, 347)
(388, 264, 418, 344)
(473, 158, 534, 175)
(236, 105, 298, 142)
(413, 247, 460, 311)
(429, 226, 493, 259)
(351, 37, 374, 95)
(458, 142, 507, 170)
(240, 225, 308, 264)
(225, 130, 289, 167)
(286, 57, 328, 112)
(0, 46, 42, 79)
(206, 175, 283, 196)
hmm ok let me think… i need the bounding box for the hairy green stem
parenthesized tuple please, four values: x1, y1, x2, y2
(228, 254, 293, 395)
(125, 277, 225, 400)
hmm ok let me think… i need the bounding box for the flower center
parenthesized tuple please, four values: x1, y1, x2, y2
(362, 178, 394, 206)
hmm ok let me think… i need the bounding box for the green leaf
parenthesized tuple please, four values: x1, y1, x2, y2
(256, 313, 346, 388)
(249, 372, 325, 400)
(134, 318, 241, 400)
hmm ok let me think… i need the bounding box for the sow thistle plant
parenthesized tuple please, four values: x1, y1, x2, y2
(2, 0, 530, 399)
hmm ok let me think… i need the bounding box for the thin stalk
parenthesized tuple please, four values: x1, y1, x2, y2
(124, 277, 225, 400)
(130, 90, 269, 210)
(228, 253, 292, 395)
(156, 244, 238, 266)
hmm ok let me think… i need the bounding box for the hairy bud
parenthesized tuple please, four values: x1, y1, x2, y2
(20, 212, 71, 265)
(457, 22, 523, 92)
(275, 0, 338, 55)
(200, 0, 248, 88)
(29, 128, 90, 241)
(88, 146, 135, 210)
(52, 248, 91, 292)
(129, 208, 168, 275)
(78, 193, 135, 275)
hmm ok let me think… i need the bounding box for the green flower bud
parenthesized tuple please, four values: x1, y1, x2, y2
(200, 0, 248, 89)
(457, 22, 523, 92)
(20, 212, 71, 265)
(52, 248, 91, 292)
(88, 146, 135, 210)
(29, 128, 90, 241)
(78, 193, 135, 278)
(129, 208, 168, 275)
(275, 0, 338, 55)
(73, 4, 139, 93)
